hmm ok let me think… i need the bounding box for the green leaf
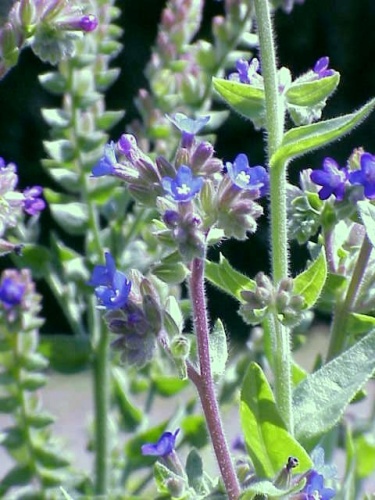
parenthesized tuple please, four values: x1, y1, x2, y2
(209, 319, 228, 378)
(285, 73, 340, 107)
(186, 449, 207, 495)
(293, 250, 327, 308)
(0, 426, 25, 448)
(0, 396, 18, 413)
(39, 335, 91, 373)
(96, 68, 121, 90)
(240, 480, 290, 499)
(49, 202, 88, 236)
(112, 367, 143, 432)
(19, 352, 49, 371)
(0, 465, 32, 490)
(213, 77, 265, 128)
(271, 98, 375, 167)
(21, 373, 47, 391)
(293, 329, 375, 445)
(39, 72, 67, 94)
(77, 131, 106, 153)
(347, 313, 375, 337)
(154, 461, 182, 495)
(153, 376, 189, 397)
(316, 272, 347, 313)
(205, 254, 255, 301)
(357, 200, 375, 248)
(26, 411, 55, 429)
(34, 445, 70, 468)
(12, 244, 52, 279)
(355, 433, 375, 479)
(240, 362, 312, 478)
(181, 415, 208, 449)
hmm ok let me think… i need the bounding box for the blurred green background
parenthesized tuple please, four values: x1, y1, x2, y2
(0, 0, 374, 339)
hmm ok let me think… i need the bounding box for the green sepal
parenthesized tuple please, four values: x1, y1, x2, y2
(240, 362, 312, 478)
(43, 139, 75, 163)
(41, 108, 71, 128)
(96, 110, 125, 131)
(96, 68, 121, 90)
(154, 461, 185, 496)
(39, 72, 67, 95)
(293, 328, 375, 447)
(205, 254, 255, 302)
(271, 97, 375, 167)
(213, 78, 265, 129)
(293, 250, 327, 309)
(285, 73, 340, 107)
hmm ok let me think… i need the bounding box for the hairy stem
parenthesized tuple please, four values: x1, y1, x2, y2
(189, 258, 240, 499)
(254, 0, 292, 432)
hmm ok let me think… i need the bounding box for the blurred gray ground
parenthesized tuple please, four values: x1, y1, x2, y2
(0, 328, 374, 496)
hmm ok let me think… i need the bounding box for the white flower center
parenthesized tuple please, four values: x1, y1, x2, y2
(236, 171, 250, 185)
(177, 183, 191, 195)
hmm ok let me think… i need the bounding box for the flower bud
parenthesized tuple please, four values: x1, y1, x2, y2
(170, 335, 190, 360)
(18, 0, 37, 30)
(1, 22, 20, 67)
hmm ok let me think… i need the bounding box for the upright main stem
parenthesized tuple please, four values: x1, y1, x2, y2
(254, 0, 293, 433)
(190, 258, 240, 500)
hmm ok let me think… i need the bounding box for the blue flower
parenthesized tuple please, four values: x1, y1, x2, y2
(310, 157, 348, 200)
(313, 57, 335, 79)
(23, 186, 46, 215)
(141, 429, 180, 457)
(226, 154, 269, 196)
(0, 277, 25, 308)
(88, 252, 131, 310)
(92, 142, 117, 177)
(162, 165, 204, 202)
(300, 470, 335, 500)
(229, 58, 263, 86)
(349, 152, 375, 199)
(167, 113, 210, 136)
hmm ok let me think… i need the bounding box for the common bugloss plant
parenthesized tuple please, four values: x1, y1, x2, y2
(1, 0, 375, 499)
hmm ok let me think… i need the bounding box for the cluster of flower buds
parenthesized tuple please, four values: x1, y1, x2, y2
(89, 252, 168, 367)
(240, 273, 305, 327)
(0, 0, 98, 77)
(92, 113, 269, 261)
(0, 268, 42, 327)
(0, 157, 45, 253)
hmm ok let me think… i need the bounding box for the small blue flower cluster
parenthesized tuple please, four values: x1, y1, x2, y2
(310, 152, 375, 201)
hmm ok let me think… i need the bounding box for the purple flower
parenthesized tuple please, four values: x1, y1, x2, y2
(88, 252, 131, 310)
(0, 277, 25, 308)
(23, 186, 46, 215)
(79, 15, 98, 32)
(313, 57, 335, 79)
(226, 154, 269, 196)
(310, 157, 348, 200)
(162, 165, 204, 202)
(141, 429, 180, 457)
(349, 152, 375, 199)
(92, 142, 117, 177)
(300, 470, 335, 500)
(166, 113, 210, 136)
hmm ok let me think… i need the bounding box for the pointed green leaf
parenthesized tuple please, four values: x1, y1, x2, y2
(205, 254, 255, 301)
(96, 68, 121, 90)
(186, 449, 207, 495)
(153, 376, 189, 397)
(293, 250, 327, 308)
(271, 98, 375, 167)
(34, 445, 70, 468)
(286, 73, 340, 107)
(43, 139, 75, 163)
(12, 244, 52, 280)
(209, 319, 228, 378)
(21, 373, 46, 391)
(49, 202, 88, 235)
(240, 363, 312, 478)
(39, 72, 67, 94)
(96, 110, 125, 131)
(41, 108, 71, 128)
(293, 329, 375, 445)
(0, 396, 18, 413)
(0, 465, 33, 490)
(26, 411, 55, 429)
(357, 200, 375, 248)
(347, 313, 375, 337)
(213, 78, 265, 128)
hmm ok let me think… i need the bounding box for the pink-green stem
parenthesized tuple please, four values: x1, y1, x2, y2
(189, 258, 240, 500)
